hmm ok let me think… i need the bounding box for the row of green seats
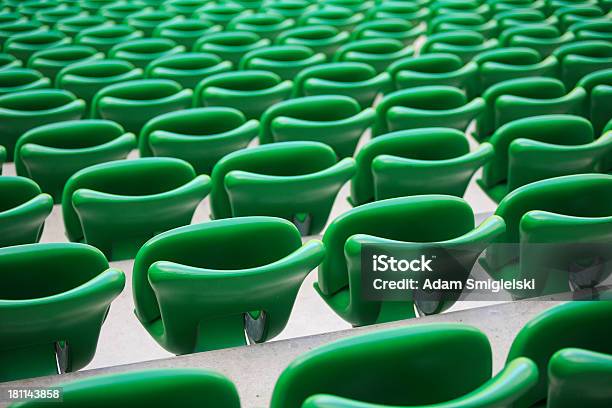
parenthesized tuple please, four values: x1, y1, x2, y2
(0, 61, 609, 163)
(0, 173, 610, 380)
(6, 300, 612, 407)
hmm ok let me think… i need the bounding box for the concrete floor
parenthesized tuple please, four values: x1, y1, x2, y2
(1, 127, 499, 371)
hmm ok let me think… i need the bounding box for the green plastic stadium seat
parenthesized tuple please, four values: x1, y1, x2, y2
(194, 31, 270, 66)
(430, 0, 492, 18)
(56, 59, 143, 107)
(0, 52, 21, 70)
(259, 95, 375, 158)
(351, 18, 425, 46)
(193, 70, 292, 119)
(126, 9, 181, 37)
(478, 115, 612, 202)
(316, 196, 505, 326)
(0, 176, 52, 248)
(351, 128, 494, 205)
(292, 62, 390, 109)
(366, 1, 430, 23)
(240, 45, 327, 80)
(227, 12, 295, 41)
(0, 89, 85, 161)
(145, 52, 232, 89)
(0, 68, 50, 96)
(75, 24, 144, 54)
(270, 324, 536, 408)
(0, 243, 124, 382)
(276, 25, 350, 57)
(152, 19, 222, 49)
(33, 6, 85, 27)
(494, 8, 556, 31)
(91, 79, 192, 133)
(132, 217, 325, 353)
(320, 0, 373, 13)
(0, 145, 5, 171)
(506, 300, 612, 407)
(547, 348, 612, 408)
(139, 107, 259, 173)
(554, 4, 606, 31)
(193, 2, 249, 28)
(569, 19, 612, 41)
(263, 0, 315, 19)
(482, 174, 612, 298)
(475, 77, 587, 141)
(500, 25, 575, 57)
(428, 13, 498, 38)
(100, 1, 152, 23)
(54, 15, 109, 38)
(421, 31, 499, 63)
(374, 86, 485, 136)
(4, 30, 71, 63)
(26, 45, 103, 81)
(62, 157, 211, 260)
(333, 38, 414, 73)
(0, 21, 43, 48)
(108, 38, 185, 70)
(577, 68, 612, 135)
(386, 53, 478, 97)
(14, 120, 136, 203)
(298, 6, 365, 32)
(473, 47, 559, 93)
(8, 369, 240, 408)
(210, 141, 355, 235)
(553, 40, 612, 89)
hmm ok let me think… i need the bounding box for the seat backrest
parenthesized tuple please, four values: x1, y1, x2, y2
(548, 348, 612, 408)
(507, 300, 612, 407)
(270, 324, 492, 408)
(481, 115, 595, 189)
(11, 369, 240, 408)
(319, 195, 475, 296)
(352, 128, 470, 205)
(0, 243, 124, 382)
(488, 174, 612, 269)
(133, 217, 323, 354)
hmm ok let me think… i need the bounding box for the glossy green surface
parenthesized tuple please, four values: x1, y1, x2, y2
(316, 196, 504, 326)
(4, 29, 71, 63)
(387, 53, 478, 96)
(193, 70, 292, 119)
(428, 13, 498, 38)
(0, 243, 124, 382)
(0, 145, 5, 170)
(133, 217, 324, 353)
(507, 300, 612, 407)
(375, 86, 485, 136)
(303, 358, 537, 408)
(139, 107, 259, 173)
(473, 47, 559, 92)
(9, 369, 240, 408)
(91, 79, 192, 133)
(259, 95, 375, 158)
(293, 62, 390, 109)
(54, 15, 109, 38)
(478, 115, 612, 202)
(333, 38, 414, 73)
(145, 52, 232, 89)
(211, 141, 355, 235)
(547, 348, 612, 408)
(152, 18, 222, 49)
(75, 24, 144, 53)
(352, 18, 424, 45)
(421, 31, 499, 63)
(193, 31, 271, 66)
(0, 68, 50, 96)
(500, 25, 575, 57)
(552, 40, 612, 88)
(126, 9, 181, 37)
(483, 174, 612, 297)
(62, 158, 211, 260)
(14, 120, 136, 203)
(108, 38, 186, 69)
(228, 12, 295, 40)
(0, 52, 22, 70)
(0, 89, 85, 161)
(27, 45, 103, 81)
(194, 3, 249, 28)
(577, 67, 612, 135)
(240, 45, 327, 80)
(351, 128, 493, 205)
(0, 176, 52, 248)
(275, 25, 350, 57)
(299, 6, 365, 31)
(475, 77, 587, 141)
(56, 59, 144, 107)
(271, 324, 536, 408)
